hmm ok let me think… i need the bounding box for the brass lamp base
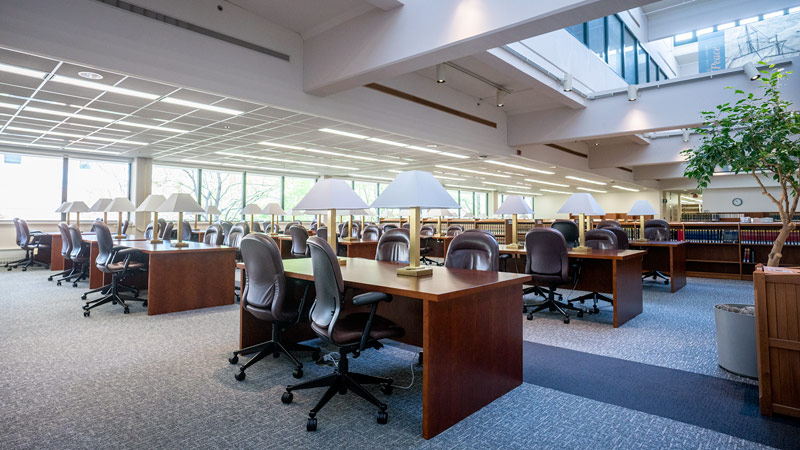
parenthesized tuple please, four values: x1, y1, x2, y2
(572, 246, 592, 252)
(113, 235, 125, 240)
(149, 238, 163, 244)
(631, 239, 649, 243)
(171, 241, 190, 248)
(337, 257, 347, 266)
(397, 266, 433, 277)
(504, 242, 521, 249)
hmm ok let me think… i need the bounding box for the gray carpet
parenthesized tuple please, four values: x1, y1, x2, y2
(0, 269, 777, 449)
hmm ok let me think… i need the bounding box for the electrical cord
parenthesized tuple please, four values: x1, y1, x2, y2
(390, 351, 421, 390)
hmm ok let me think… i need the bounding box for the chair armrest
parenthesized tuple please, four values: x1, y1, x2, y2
(353, 291, 391, 306)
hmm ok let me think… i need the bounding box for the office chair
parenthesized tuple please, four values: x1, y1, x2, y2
(228, 224, 247, 301)
(220, 221, 234, 244)
(523, 228, 585, 324)
(445, 224, 463, 236)
(597, 220, 621, 229)
(604, 227, 629, 250)
(161, 221, 174, 240)
(229, 234, 319, 380)
(82, 221, 146, 316)
(144, 222, 157, 240)
(347, 221, 361, 239)
(315, 227, 328, 242)
(252, 221, 263, 233)
(444, 231, 499, 271)
(235, 222, 250, 236)
(7, 218, 50, 271)
(375, 228, 410, 263)
(49, 222, 74, 283)
(570, 228, 619, 313)
(382, 223, 398, 233)
(643, 219, 671, 284)
(181, 221, 192, 241)
(282, 237, 404, 431)
(310, 219, 318, 232)
(202, 224, 224, 245)
(401, 222, 410, 229)
(418, 225, 439, 265)
(551, 220, 580, 248)
(120, 220, 130, 236)
(284, 221, 300, 234)
(66, 224, 91, 287)
(289, 225, 310, 257)
(336, 222, 346, 238)
(262, 221, 271, 233)
(361, 225, 380, 241)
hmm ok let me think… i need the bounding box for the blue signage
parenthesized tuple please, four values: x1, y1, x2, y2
(698, 31, 725, 73)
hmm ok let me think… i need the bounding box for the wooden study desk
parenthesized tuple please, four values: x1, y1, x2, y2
(238, 257, 530, 439)
(498, 245, 646, 327)
(41, 231, 66, 270)
(628, 240, 687, 293)
(338, 238, 379, 258)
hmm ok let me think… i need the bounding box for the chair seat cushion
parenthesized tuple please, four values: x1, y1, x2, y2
(106, 261, 145, 271)
(325, 313, 405, 346)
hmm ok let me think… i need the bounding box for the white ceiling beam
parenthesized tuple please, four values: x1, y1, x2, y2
(365, 0, 404, 11)
(303, 0, 656, 96)
(633, 162, 686, 181)
(588, 134, 697, 169)
(630, 134, 650, 145)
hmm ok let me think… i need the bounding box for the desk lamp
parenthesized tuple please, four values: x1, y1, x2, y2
(205, 205, 221, 226)
(628, 200, 657, 242)
(136, 194, 166, 244)
(557, 193, 605, 252)
(372, 171, 459, 277)
(240, 203, 262, 234)
(495, 195, 534, 249)
(425, 208, 455, 236)
(157, 193, 205, 248)
(262, 203, 286, 235)
(104, 197, 136, 239)
(56, 202, 72, 224)
(294, 179, 369, 263)
(65, 201, 90, 229)
(89, 198, 112, 223)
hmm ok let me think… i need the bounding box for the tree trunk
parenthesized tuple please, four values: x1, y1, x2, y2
(768, 222, 795, 267)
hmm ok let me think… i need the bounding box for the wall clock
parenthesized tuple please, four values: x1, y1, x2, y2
(732, 198, 743, 207)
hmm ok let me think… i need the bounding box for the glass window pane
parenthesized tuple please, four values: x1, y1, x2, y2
(459, 191, 474, 218)
(246, 173, 281, 223)
(475, 192, 488, 218)
(586, 18, 606, 61)
(0, 153, 63, 220)
(283, 177, 316, 223)
(68, 159, 129, 222)
(607, 16, 623, 76)
(637, 44, 649, 83)
(353, 181, 378, 222)
(623, 29, 637, 84)
(153, 165, 199, 221)
(659, 69, 668, 80)
(566, 23, 584, 43)
(649, 60, 658, 83)
(201, 169, 243, 222)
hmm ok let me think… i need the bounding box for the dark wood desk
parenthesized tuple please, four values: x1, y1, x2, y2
(238, 258, 530, 439)
(628, 240, 687, 293)
(41, 231, 67, 270)
(499, 245, 645, 327)
(191, 228, 206, 242)
(339, 238, 379, 258)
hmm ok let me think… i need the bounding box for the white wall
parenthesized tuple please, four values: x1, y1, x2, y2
(702, 187, 789, 213)
(533, 190, 662, 220)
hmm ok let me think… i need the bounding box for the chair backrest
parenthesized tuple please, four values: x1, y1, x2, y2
(161, 221, 174, 240)
(597, 220, 621, 229)
(444, 231, 499, 271)
(551, 220, 580, 248)
(179, 221, 191, 240)
(316, 227, 328, 242)
(347, 221, 361, 239)
(144, 222, 155, 240)
(228, 225, 246, 249)
(336, 222, 346, 237)
(235, 222, 250, 236)
(420, 225, 436, 237)
(401, 222, 410, 229)
(362, 225, 380, 241)
(262, 221, 271, 233)
(252, 221, 263, 233)
(382, 223, 398, 233)
(120, 220, 130, 235)
(604, 227, 629, 250)
(525, 228, 569, 283)
(241, 234, 295, 322)
(585, 228, 618, 250)
(57, 222, 72, 256)
(284, 221, 299, 234)
(17, 219, 32, 249)
(220, 221, 233, 236)
(203, 224, 224, 245)
(375, 228, 410, 263)
(446, 224, 464, 236)
(68, 224, 85, 260)
(307, 236, 345, 340)
(289, 225, 310, 256)
(644, 219, 670, 241)
(93, 221, 114, 267)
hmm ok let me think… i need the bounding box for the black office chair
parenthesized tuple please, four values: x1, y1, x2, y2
(315, 227, 328, 242)
(444, 231, 499, 271)
(221, 221, 234, 244)
(181, 221, 192, 241)
(361, 225, 380, 242)
(49, 222, 75, 283)
(120, 220, 130, 237)
(551, 220, 580, 248)
(202, 224, 225, 245)
(144, 221, 158, 240)
(7, 218, 50, 271)
(82, 221, 146, 316)
(382, 223, 398, 233)
(284, 221, 300, 234)
(229, 225, 247, 301)
(66, 224, 90, 287)
(161, 221, 174, 240)
(282, 237, 404, 431)
(289, 225, 310, 257)
(235, 222, 250, 236)
(523, 228, 584, 324)
(570, 229, 619, 313)
(604, 227, 629, 250)
(643, 219, 671, 284)
(420, 225, 439, 266)
(401, 222, 410, 229)
(597, 220, 621, 229)
(228, 234, 319, 380)
(252, 221, 263, 233)
(445, 224, 463, 237)
(375, 228, 410, 263)
(262, 221, 272, 233)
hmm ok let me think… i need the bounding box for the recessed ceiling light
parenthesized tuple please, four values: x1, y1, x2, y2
(367, 137, 407, 147)
(63, 146, 118, 155)
(612, 185, 640, 192)
(406, 145, 441, 154)
(258, 141, 306, 150)
(0, 138, 61, 149)
(160, 97, 243, 115)
(432, 175, 464, 181)
(436, 165, 510, 178)
(78, 71, 103, 80)
(577, 187, 607, 193)
(565, 175, 607, 185)
(5, 126, 147, 145)
(221, 162, 317, 175)
(23, 106, 113, 123)
(349, 174, 393, 181)
(318, 128, 369, 139)
(507, 190, 541, 196)
(304, 148, 407, 165)
(427, 144, 438, 148)
(438, 152, 469, 159)
(214, 151, 356, 170)
(445, 184, 496, 191)
(0, 101, 22, 110)
(485, 160, 554, 174)
(0, 62, 47, 79)
(483, 181, 532, 189)
(540, 189, 573, 195)
(524, 178, 569, 187)
(116, 121, 187, 133)
(51, 75, 160, 100)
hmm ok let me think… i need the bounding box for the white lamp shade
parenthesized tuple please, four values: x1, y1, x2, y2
(240, 203, 263, 215)
(557, 193, 605, 216)
(64, 201, 91, 213)
(156, 193, 205, 213)
(339, 208, 376, 216)
(371, 171, 458, 209)
(55, 201, 71, 213)
(425, 208, 456, 217)
(205, 205, 222, 215)
(628, 200, 657, 216)
(262, 203, 286, 215)
(104, 197, 136, 212)
(89, 198, 113, 212)
(294, 179, 369, 211)
(495, 195, 534, 215)
(136, 194, 166, 212)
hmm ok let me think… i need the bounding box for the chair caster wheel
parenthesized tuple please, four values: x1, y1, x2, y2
(57, 281, 62, 286)
(48, 276, 53, 281)
(377, 410, 388, 424)
(234, 370, 246, 381)
(292, 368, 303, 379)
(311, 349, 321, 361)
(380, 384, 393, 395)
(228, 355, 239, 364)
(281, 391, 293, 404)
(526, 313, 533, 320)
(664, 280, 669, 285)
(579, 300, 585, 304)
(142, 302, 147, 307)
(83, 311, 90, 317)
(563, 317, 570, 324)
(306, 417, 317, 431)
(593, 307, 600, 314)
(273, 352, 280, 359)
(112, 301, 117, 305)
(81, 294, 87, 300)
(73, 283, 78, 288)
(123, 307, 130, 314)
(22, 268, 27, 272)
(577, 311, 584, 318)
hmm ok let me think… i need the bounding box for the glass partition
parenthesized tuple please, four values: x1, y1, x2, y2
(0, 153, 63, 220)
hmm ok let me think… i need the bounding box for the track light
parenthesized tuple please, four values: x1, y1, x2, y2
(682, 129, 690, 142)
(495, 89, 505, 107)
(562, 73, 573, 92)
(744, 62, 761, 80)
(436, 64, 446, 83)
(627, 85, 638, 102)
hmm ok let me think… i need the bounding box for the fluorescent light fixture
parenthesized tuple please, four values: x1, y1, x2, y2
(612, 185, 640, 192)
(763, 11, 784, 19)
(318, 128, 369, 139)
(349, 174, 393, 181)
(367, 137, 407, 147)
(744, 62, 761, 80)
(739, 16, 758, 25)
(717, 22, 735, 30)
(675, 31, 694, 41)
(259, 141, 306, 150)
(221, 162, 317, 175)
(439, 152, 469, 159)
(485, 160, 554, 174)
(0, 101, 21, 110)
(790, 6, 800, 14)
(541, 189, 573, 195)
(116, 121, 187, 133)
(508, 190, 541, 196)
(436, 64, 446, 83)
(63, 147, 117, 155)
(432, 175, 464, 181)
(696, 27, 714, 36)
(5, 126, 147, 145)
(577, 187, 607, 193)
(0, 138, 61, 149)
(406, 145, 440, 154)
(525, 178, 569, 187)
(24, 106, 113, 123)
(0, 62, 47, 79)
(50, 75, 160, 100)
(213, 151, 355, 170)
(435, 164, 510, 178)
(483, 181, 533, 189)
(160, 97, 243, 115)
(304, 148, 407, 165)
(565, 175, 606, 185)
(445, 184, 496, 191)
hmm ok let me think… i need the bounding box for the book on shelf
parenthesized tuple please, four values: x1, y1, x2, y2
(740, 228, 799, 245)
(683, 227, 739, 243)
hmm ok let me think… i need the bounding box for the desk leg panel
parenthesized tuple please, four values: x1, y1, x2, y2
(422, 284, 523, 439)
(670, 245, 687, 293)
(613, 256, 644, 328)
(146, 251, 236, 315)
(346, 242, 378, 259)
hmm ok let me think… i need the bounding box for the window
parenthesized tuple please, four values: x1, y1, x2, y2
(202, 169, 243, 222)
(649, 60, 658, 84)
(474, 192, 488, 218)
(246, 173, 281, 223)
(607, 16, 623, 75)
(623, 29, 637, 84)
(67, 159, 129, 218)
(459, 191, 474, 218)
(0, 153, 63, 220)
(659, 68, 668, 81)
(586, 18, 606, 61)
(353, 181, 379, 221)
(152, 165, 199, 221)
(637, 44, 649, 83)
(283, 176, 316, 222)
(566, 23, 584, 42)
